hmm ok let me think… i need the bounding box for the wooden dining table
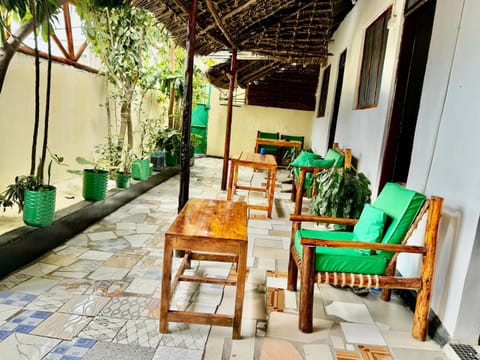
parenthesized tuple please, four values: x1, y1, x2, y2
(160, 198, 248, 339)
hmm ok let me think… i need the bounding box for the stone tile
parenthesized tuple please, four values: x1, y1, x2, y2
(0, 304, 22, 320)
(0, 333, 60, 359)
(87, 231, 117, 241)
(0, 274, 32, 291)
(266, 311, 333, 343)
(25, 293, 72, 312)
(55, 245, 88, 258)
(90, 238, 131, 253)
(158, 323, 210, 350)
(390, 347, 449, 360)
(58, 295, 110, 316)
(79, 250, 114, 261)
(0, 309, 52, 335)
(65, 234, 89, 247)
(78, 316, 127, 341)
(0, 291, 37, 307)
(40, 254, 78, 267)
(304, 344, 334, 360)
(84, 280, 130, 297)
(11, 278, 58, 294)
(136, 224, 159, 233)
(230, 338, 256, 360)
(124, 234, 152, 247)
(152, 346, 204, 360)
(88, 267, 129, 281)
(99, 297, 150, 319)
(30, 313, 91, 340)
(47, 279, 94, 295)
(18, 263, 60, 277)
(43, 338, 97, 359)
(83, 340, 155, 360)
(116, 222, 137, 231)
(125, 278, 160, 296)
(114, 319, 161, 348)
(103, 254, 141, 269)
(325, 302, 374, 324)
(340, 323, 386, 346)
(381, 330, 442, 350)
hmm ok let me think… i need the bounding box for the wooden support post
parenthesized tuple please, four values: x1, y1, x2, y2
(178, 0, 197, 213)
(299, 245, 315, 333)
(221, 48, 237, 190)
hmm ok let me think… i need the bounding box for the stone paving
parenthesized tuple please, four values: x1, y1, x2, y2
(0, 157, 450, 359)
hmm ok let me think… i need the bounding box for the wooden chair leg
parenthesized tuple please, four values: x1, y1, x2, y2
(299, 245, 315, 333)
(412, 196, 443, 341)
(287, 246, 298, 291)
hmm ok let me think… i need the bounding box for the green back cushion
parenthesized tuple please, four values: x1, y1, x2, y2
(292, 152, 334, 194)
(295, 229, 387, 274)
(291, 151, 322, 167)
(373, 182, 426, 259)
(353, 204, 387, 255)
(324, 148, 345, 167)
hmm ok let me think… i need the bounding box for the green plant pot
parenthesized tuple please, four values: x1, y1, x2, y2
(115, 172, 131, 189)
(166, 152, 179, 166)
(83, 169, 108, 201)
(23, 186, 56, 227)
(131, 159, 151, 180)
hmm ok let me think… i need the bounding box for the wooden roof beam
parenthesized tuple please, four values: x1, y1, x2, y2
(206, 0, 237, 49)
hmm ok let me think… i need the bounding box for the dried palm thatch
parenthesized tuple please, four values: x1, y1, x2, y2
(133, 0, 354, 65)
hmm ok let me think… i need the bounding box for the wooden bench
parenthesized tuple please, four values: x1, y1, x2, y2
(160, 199, 248, 339)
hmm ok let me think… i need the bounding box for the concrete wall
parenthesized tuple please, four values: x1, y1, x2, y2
(313, 0, 479, 343)
(207, 87, 314, 157)
(0, 53, 108, 191)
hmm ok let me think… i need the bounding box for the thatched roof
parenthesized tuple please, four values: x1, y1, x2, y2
(134, 0, 354, 65)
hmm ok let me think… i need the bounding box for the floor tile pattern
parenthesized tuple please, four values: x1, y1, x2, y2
(0, 158, 449, 359)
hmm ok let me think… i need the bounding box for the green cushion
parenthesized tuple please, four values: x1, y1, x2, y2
(310, 159, 335, 167)
(324, 148, 344, 167)
(373, 182, 426, 259)
(258, 131, 279, 154)
(291, 151, 322, 167)
(353, 204, 387, 255)
(295, 229, 387, 274)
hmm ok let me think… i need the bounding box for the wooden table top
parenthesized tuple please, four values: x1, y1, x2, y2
(233, 151, 277, 166)
(166, 198, 248, 241)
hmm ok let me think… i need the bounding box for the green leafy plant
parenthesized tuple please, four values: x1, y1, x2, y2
(156, 128, 182, 155)
(310, 167, 372, 226)
(73, 143, 116, 173)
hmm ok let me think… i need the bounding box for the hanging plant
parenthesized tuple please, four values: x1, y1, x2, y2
(310, 167, 372, 226)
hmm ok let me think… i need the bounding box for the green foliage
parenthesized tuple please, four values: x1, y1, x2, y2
(310, 167, 372, 225)
(156, 128, 182, 155)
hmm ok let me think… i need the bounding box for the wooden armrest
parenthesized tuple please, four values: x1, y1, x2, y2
(290, 214, 358, 226)
(300, 238, 427, 255)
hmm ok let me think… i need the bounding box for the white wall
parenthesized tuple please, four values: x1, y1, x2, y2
(207, 87, 314, 157)
(312, 0, 480, 343)
(312, 0, 404, 191)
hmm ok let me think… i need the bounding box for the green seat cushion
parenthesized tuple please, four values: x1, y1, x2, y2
(373, 182, 426, 259)
(353, 204, 387, 254)
(295, 229, 387, 274)
(292, 152, 333, 195)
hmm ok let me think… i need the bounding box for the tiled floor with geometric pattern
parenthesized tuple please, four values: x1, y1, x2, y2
(0, 157, 460, 359)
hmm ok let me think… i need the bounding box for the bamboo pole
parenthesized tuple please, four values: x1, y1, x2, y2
(178, 0, 197, 212)
(221, 48, 237, 190)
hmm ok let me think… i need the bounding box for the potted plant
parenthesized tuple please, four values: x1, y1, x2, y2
(77, 144, 111, 201)
(156, 128, 181, 167)
(310, 167, 372, 229)
(115, 147, 133, 188)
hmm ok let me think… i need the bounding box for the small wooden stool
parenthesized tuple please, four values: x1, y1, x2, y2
(160, 198, 248, 339)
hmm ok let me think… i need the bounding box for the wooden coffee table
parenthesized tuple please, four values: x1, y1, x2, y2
(227, 151, 277, 218)
(160, 198, 248, 339)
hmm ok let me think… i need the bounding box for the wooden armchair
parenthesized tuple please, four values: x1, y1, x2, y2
(255, 130, 280, 155)
(290, 143, 352, 210)
(287, 182, 443, 341)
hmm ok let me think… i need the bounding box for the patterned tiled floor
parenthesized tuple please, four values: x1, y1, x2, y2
(0, 157, 456, 359)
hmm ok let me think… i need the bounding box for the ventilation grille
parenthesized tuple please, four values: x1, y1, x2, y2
(444, 343, 480, 360)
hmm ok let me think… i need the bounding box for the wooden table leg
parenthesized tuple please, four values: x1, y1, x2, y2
(267, 166, 277, 218)
(227, 160, 235, 200)
(232, 244, 247, 339)
(160, 238, 173, 333)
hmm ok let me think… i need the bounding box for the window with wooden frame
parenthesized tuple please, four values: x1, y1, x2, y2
(357, 8, 392, 109)
(316, 65, 331, 117)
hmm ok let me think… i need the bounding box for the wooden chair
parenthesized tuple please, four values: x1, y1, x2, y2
(290, 143, 352, 210)
(255, 130, 280, 155)
(287, 181, 443, 341)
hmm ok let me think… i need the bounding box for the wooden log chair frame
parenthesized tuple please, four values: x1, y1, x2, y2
(287, 177, 444, 340)
(290, 143, 352, 210)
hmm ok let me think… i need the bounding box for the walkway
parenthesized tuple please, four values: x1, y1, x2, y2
(0, 157, 447, 359)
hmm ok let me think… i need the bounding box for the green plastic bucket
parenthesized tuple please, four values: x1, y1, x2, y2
(131, 159, 150, 180)
(23, 186, 56, 227)
(83, 169, 108, 201)
(115, 172, 131, 189)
